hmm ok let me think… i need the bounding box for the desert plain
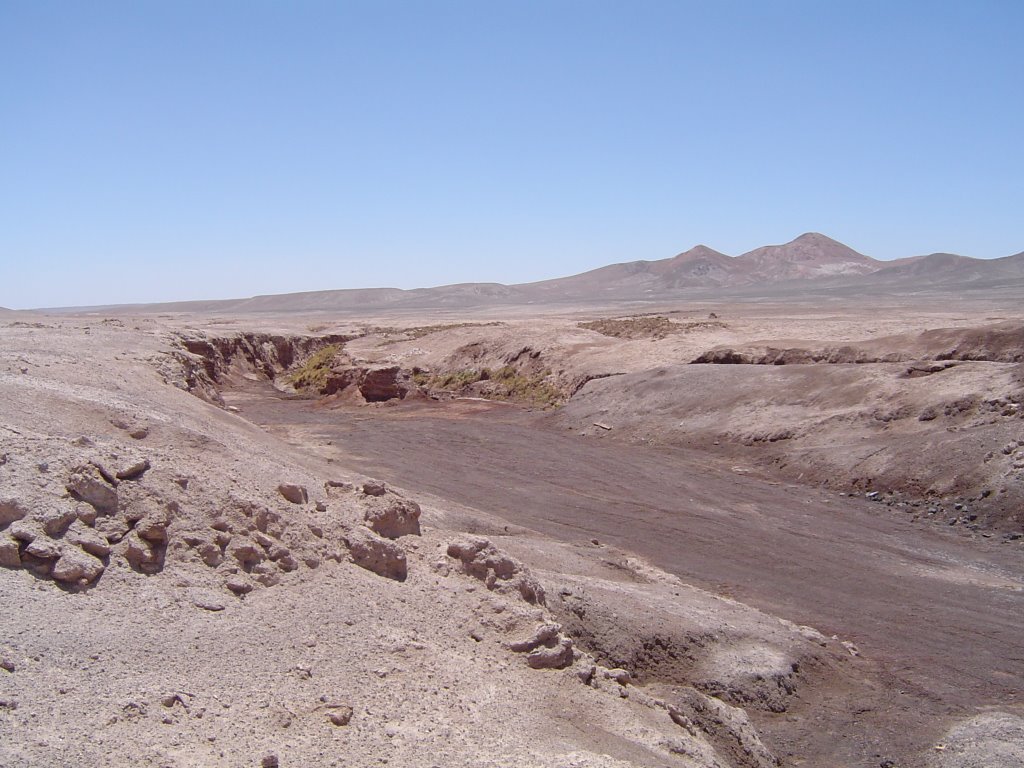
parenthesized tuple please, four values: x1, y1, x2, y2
(1, 236, 1023, 767)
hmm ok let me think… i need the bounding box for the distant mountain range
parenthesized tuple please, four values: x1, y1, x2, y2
(41, 233, 1024, 312)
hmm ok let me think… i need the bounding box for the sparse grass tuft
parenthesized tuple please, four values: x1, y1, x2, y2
(286, 344, 341, 391)
(416, 365, 563, 408)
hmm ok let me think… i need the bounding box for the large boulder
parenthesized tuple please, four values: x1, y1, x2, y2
(358, 367, 409, 402)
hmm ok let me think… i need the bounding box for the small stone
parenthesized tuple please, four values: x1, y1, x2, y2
(25, 537, 61, 560)
(136, 513, 169, 543)
(67, 526, 111, 559)
(95, 516, 129, 543)
(315, 501, 327, 512)
(123, 531, 160, 572)
(116, 459, 151, 481)
(66, 466, 117, 514)
(0, 498, 28, 528)
(190, 591, 226, 612)
(362, 481, 386, 497)
(278, 483, 308, 505)
(0, 536, 21, 569)
(261, 753, 279, 768)
(129, 426, 149, 440)
(327, 706, 353, 726)
(41, 507, 77, 537)
(527, 638, 574, 669)
(0, 656, 15, 672)
(75, 504, 97, 526)
(603, 667, 632, 685)
(51, 548, 105, 585)
(8, 520, 39, 542)
(225, 576, 253, 595)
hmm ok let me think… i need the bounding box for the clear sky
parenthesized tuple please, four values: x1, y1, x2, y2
(2, 1, 1022, 308)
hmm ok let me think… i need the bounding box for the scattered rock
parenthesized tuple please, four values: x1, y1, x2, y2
(95, 515, 129, 543)
(509, 622, 575, 670)
(122, 531, 162, 573)
(603, 667, 632, 685)
(0, 498, 28, 527)
(343, 526, 407, 581)
(66, 466, 118, 515)
(190, 590, 226, 611)
(25, 537, 62, 560)
(527, 638, 574, 669)
(0, 536, 21, 568)
(363, 497, 422, 539)
(446, 536, 545, 605)
(116, 459, 151, 481)
(575, 662, 597, 685)
(41, 507, 77, 537)
(261, 753, 279, 768)
(362, 481, 387, 497)
(278, 483, 308, 505)
(230, 542, 264, 569)
(51, 548, 105, 585)
(509, 622, 562, 653)
(136, 510, 170, 543)
(669, 688, 781, 768)
(225, 576, 253, 596)
(327, 706, 353, 726)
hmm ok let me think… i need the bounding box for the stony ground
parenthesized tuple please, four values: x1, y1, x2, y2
(1, 304, 1023, 767)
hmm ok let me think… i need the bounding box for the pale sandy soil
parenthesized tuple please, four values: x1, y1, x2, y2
(1, 297, 1022, 767)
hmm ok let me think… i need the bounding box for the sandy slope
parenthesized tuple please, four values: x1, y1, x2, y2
(2, 304, 1023, 767)
(0, 316, 838, 768)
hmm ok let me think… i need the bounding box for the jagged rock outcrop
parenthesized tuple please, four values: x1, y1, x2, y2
(362, 495, 421, 539)
(446, 535, 545, 605)
(343, 526, 408, 581)
(324, 365, 413, 402)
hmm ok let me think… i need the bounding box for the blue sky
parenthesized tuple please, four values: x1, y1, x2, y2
(2, 1, 1021, 308)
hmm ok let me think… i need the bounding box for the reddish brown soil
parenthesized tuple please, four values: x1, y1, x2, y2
(227, 383, 1024, 767)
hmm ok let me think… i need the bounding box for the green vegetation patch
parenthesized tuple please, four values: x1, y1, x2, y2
(488, 366, 563, 407)
(286, 344, 341, 391)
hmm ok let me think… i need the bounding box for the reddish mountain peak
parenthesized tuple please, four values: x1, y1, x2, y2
(670, 244, 731, 263)
(736, 233, 876, 279)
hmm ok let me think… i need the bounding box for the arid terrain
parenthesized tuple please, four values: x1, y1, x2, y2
(2, 240, 1024, 767)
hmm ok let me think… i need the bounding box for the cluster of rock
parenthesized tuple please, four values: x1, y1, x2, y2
(0, 445, 163, 588)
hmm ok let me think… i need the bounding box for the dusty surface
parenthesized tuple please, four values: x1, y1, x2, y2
(2, 295, 1023, 767)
